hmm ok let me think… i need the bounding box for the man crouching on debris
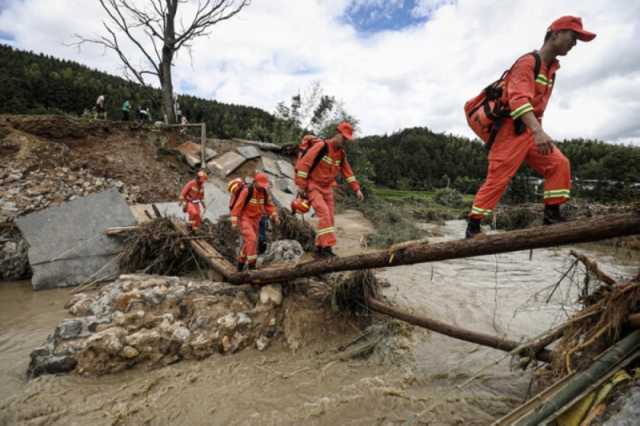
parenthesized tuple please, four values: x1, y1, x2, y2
(179, 169, 208, 231)
(231, 172, 280, 271)
(295, 122, 364, 258)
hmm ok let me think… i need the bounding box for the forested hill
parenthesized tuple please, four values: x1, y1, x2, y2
(353, 127, 640, 201)
(0, 44, 278, 140)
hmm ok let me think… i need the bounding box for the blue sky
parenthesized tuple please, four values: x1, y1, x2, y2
(343, 0, 428, 34)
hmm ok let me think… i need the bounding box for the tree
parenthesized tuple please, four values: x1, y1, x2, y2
(74, 0, 249, 123)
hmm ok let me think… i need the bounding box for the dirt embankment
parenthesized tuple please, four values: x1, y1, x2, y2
(0, 115, 194, 221)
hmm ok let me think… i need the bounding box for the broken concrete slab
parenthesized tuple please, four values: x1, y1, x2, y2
(277, 160, 295, 179)
(207, 151, 247, 177)
(232, 138, 282, 152)
(276, 178, 297, 194)
(236, 145, 261, 160)
(260, 156, 281, 177)
(269, 187, 294, 210)
(176, 142, 218, 168)
(16, 189, 135, 290)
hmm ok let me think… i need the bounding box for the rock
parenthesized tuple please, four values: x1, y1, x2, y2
(260, 285, 283, 306)
(171, 326, 191, 343)
(236, 313, 252, 326)
(221, 335, 232, 353)
(261, 240, 304, 266)
(125, 329, 162, 353)
(120, 346, 139, 359)
(28, 353, 77, 378)
(0, 228, 30, 281)
(84, 327, 126, 355)
(256, 336, 270, 351)
(217, 313, 238, 330)
(54, 319, 84, 340)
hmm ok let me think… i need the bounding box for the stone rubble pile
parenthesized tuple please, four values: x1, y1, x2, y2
(0, 166, 140, 221)
(0, 225, 30, 280)
(28, 274, 285, 377)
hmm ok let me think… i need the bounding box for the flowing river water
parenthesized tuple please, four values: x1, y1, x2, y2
(1, 215, 638, 425)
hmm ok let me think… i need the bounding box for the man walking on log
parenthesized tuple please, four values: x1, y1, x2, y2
(179, 169, 208, 231)
(465, 16, 596, 239)
(295, 121, 364, 258)
(231, 172, 279, 271)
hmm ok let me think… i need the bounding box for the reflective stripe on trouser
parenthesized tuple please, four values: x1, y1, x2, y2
(470, 120, 571, 219)
(308, 182, 336, 247)
(186, 202, 202, 229)
(238, 216, 259, 265)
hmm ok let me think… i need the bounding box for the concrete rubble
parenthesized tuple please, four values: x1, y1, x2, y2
(176, 142, 217, 168)
(207, 151, 247, 177)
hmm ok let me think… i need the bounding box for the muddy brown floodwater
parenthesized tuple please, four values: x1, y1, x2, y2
(1, 214, 638, 425)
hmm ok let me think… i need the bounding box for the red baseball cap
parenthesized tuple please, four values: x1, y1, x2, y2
(336, 121, 354, 140)
(548, 16, 596, 42)
(254, 172, 269, 188)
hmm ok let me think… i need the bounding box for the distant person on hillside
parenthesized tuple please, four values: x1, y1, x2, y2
(464, 16, 596, 239)
(137, 105, 151, 122)
(179, 115, 188, 135)
(121, 99, 130, 121)
(95, 95, 106, 120)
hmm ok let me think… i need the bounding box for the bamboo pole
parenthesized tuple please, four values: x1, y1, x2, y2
(227, 211, 640, 285)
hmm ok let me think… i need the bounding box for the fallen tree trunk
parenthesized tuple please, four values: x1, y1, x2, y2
(170, 219, 235, 280)
(227, 212, 640, 285)
(366, 296, 553, 363)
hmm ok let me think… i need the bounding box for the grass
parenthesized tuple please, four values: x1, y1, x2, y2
(336, 186, 473, 248)
(370, 187, 473, 222)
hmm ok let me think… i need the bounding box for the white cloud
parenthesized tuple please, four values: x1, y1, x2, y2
(0, 0, 638, 145)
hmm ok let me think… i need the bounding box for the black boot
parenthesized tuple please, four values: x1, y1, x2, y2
(321, 247, 336, 258)
(465, 218, 482, 239)
(314, 246, 324, 259)
(543, 204, 567, 225)
(236, 261, 245, 272)
(247, 263, 257, 271)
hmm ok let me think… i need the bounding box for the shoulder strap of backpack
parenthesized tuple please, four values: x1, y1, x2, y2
(529, 50, 541, 80)
(308, 141, 329, 176)
(242, 184, 254, 209)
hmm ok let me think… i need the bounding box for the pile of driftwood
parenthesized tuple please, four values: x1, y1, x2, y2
(540, 251, 640, 382)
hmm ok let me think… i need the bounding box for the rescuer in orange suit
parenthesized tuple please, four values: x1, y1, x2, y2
(231, 172, 279, 271)
(466, 16, 596, 238)
(179, 169, 208, 231)
(295, 121, 364, 258)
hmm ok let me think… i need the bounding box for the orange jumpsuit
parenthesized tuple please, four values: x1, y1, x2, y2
(180, 179, 205, 229)
(470, 53, 571, 220)
(295, 141, 360, 248)
(231, 186, 276, 266)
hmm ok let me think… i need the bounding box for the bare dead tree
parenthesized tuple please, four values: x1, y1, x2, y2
(73, 0, 250, 123)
